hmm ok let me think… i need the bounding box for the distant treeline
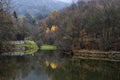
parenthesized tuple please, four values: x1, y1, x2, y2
(35, 0, 120, 51)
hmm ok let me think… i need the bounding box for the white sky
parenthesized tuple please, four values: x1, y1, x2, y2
(57, 0, 78, 3)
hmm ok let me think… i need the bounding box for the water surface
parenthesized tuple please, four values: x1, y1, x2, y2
(0, 51, 120, 80)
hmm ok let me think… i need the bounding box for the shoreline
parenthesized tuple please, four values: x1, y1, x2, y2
(72, 50, 120, 61)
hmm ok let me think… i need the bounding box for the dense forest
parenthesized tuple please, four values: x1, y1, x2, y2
(34, 0, 120, 51)
(0, 0, 32, 52)
(0, 0, 120, 52)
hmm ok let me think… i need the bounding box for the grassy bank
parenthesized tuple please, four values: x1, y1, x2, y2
(15, 40, 39, 54)
(40, 45, 57, 50)
(16, 40, 39, 50)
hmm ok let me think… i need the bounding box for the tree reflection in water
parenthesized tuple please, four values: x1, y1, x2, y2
(0, 51, 120, 80)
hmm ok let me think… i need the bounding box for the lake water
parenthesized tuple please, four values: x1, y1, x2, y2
(0, 51, 120, 80)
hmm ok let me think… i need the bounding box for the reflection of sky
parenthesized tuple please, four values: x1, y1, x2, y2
(16, 71, 50, 80)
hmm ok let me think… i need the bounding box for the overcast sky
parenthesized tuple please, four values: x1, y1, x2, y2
(57, 0, 78, 3)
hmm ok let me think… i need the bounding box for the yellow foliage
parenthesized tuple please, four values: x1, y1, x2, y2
(46, 28, 50, 33)
(46, 25, 58, 33)
(50, 63, 57, 69)
(51, 25, 58, 32)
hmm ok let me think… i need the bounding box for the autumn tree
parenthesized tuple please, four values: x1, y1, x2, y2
(0, 0, 17, 52)
(0, 0, 17, 42)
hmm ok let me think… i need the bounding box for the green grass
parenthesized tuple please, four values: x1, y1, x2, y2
(40, 45, 57, 50)
(15, 40, 39, 54)
(25, 49, 38, 54)
(15, 49, 38, 54)
(16, 40, 39, 49)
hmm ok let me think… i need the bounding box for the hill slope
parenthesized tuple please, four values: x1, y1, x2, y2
(11, 0, 69, 16)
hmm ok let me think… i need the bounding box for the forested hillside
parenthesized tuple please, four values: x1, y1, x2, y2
(0, 0, 120, 52)
(11, 0, 69, 19)
(35, 0, 120, 51)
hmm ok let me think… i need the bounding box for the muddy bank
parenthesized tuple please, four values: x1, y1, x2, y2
(72, 51, 120, 61)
